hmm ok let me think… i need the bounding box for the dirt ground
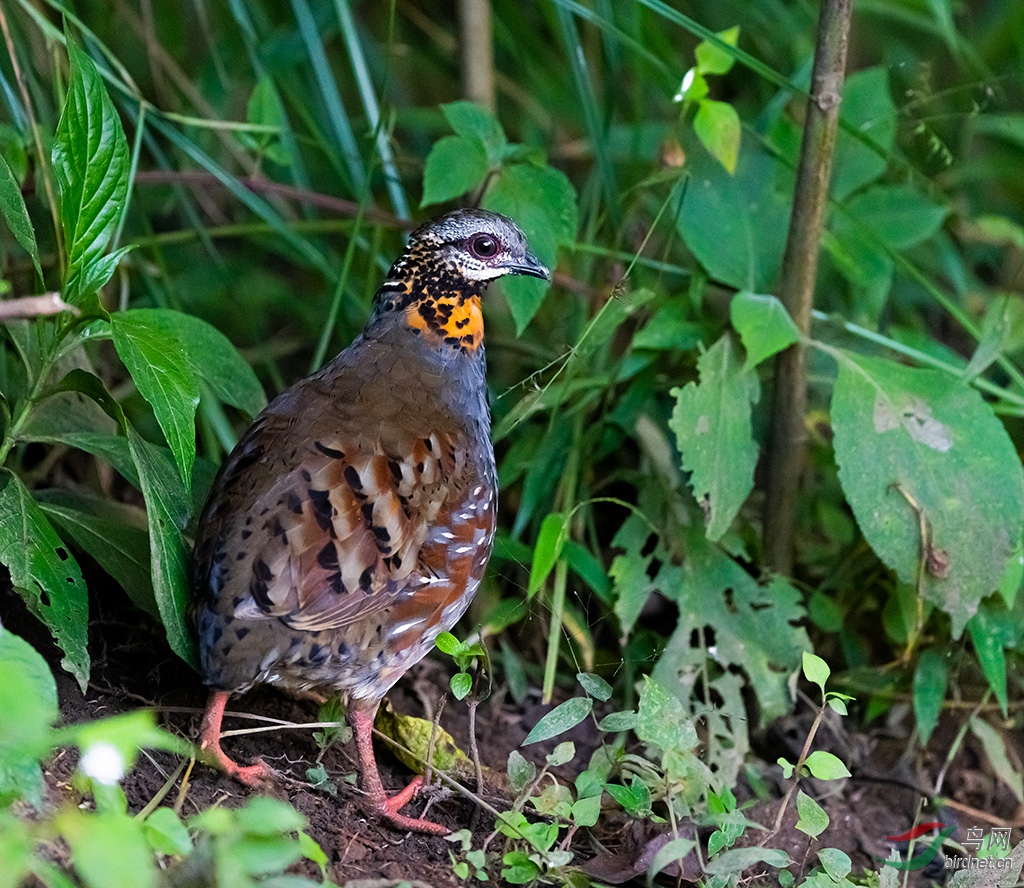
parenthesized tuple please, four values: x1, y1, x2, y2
(4, 580, 1023, 888)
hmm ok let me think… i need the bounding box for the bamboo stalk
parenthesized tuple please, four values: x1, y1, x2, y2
(458, 0, 495, 111)
(764, 0, 852, 574)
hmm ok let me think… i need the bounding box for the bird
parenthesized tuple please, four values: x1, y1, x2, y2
(192, 208, 550, 835)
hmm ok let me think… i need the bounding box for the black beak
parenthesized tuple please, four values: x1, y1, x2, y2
(506, 249, 551, 281)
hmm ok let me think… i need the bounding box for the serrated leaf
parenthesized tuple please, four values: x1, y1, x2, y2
(441, 100, 508, 164)
(694, 99, 740, 173)
(421, 135, 488, 207)
(0, 471, 89, 689)
(913, 648, 947, 744)
(112, 311, 200, 488)
(675, 140, 788, 292)
(730, 291, 800, 368)
(522, 696, 593, 746)
(831, 67, 897, 201)
(802, 651, 831, 694)
(528, 512, 567, 597)
(669, 334, 759, 541)
(0, 151, 42, 282)
(484, 162, 576, 333)
(831, 353, 1024, 636)
(52, 35, 130, 306)
(803, 750, 851, 780)
(795, 790, 829, 838)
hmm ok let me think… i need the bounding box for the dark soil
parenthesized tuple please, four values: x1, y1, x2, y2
(5, 581, 1023, 887)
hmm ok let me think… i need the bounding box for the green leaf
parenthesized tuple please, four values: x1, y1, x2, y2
(0, 151, 42, 282)
(730, 291, 800, 368)
(59, 811, 157, 888)
(577, 672, 612, 702)
(598, 710, 638, 732)
(441, 101, 508, 165)
(450, 672, 472, 700)
(839, 184, 948, 250)
(969, 716, 1024, 804)
(802, 651, 831, 695)
(507, 750, 536, 793)
(522, 696, 593, 745)
(36, 489, 156, 618)
(546, 741, 575, 767)
(669, 334, 760, 541)
(831, 353, 1024, 636)
(235, 796, 307, 835)
(803, 750, 851, 780)
(434, 631, 460, 655)
(968, 603, 1012, 714)
(484, 162, 576, 333)
(675, 140, 788, 292)
(421, 135, 489, 207)
(0, 471, 89, 690)
(704, 847, 791, 875)
(965, 295, 1024, 382)
(143, 807, 191, 856)
(818, 848, 852, 882)
(648, 837, 696, 885)
(694, 99, 741, 173)
(636, 675, 697, 753)
(112, 311, 201, 489)
(831, 67, 897, 201)
(795, 790, 829, 839)
(528, 512, 567, 597)
(608, 512, 674, 636)
(913, 648, 947, 744)
(51, 34, 130, 307)
(694, 26, 739, 75)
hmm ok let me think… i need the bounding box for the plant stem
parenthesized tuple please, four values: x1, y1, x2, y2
(764, 0, 852, 574)
(458, 0, 495, 111)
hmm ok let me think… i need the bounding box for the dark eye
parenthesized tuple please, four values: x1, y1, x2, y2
(469, 234, 500, 258)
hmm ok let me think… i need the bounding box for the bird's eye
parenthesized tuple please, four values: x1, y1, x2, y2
(469, 234, 500, 258)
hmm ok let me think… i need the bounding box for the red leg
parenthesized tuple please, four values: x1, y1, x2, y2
(349, 706, 449, 835)
(199, 690, 273, 787)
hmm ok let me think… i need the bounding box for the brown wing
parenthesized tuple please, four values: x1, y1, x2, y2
(194, 370, 481, 635)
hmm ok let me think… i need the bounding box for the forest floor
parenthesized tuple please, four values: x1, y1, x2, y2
(5, 582, 1023, 888)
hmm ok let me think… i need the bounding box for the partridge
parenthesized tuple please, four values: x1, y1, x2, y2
(193, 209, 549, 834)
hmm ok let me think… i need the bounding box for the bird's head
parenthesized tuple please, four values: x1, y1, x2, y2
(371, 209, 550, 354)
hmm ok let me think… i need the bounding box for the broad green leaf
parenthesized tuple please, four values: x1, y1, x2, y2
(421, 135, 488, 207)
(795, 790, 829, 839)
(694, 99, 740, 173)
(608, 512, 681, 637)
(122, 309, 266, 417)
(577, 672, 612, 702)
(802, 651, 831, 695)
(803, 750, 851, 780)
(818, 848, 852, 882)
(648, 837, 696, 885)
(831, 353, 1024, 636)
(636, 675, 697, 753)
(484, 162, 576, 333)
(675, 140, 788, 292)
(51, 35, 130, 307)
(450, 672, 472, 700)
(0, 628, 58, 807)
(35, 489, 156, 618)
(59, 811, 157, 888)
(235, 796, 307, 835)
(522, 696, 593, 745)
(0, 151, 42, 282)
(143, 807, 191, 856)
(655, 528, 809, 723)
(528, 512, 567, 597)
(669, 334, 759, 541)
(127, 427, 197, 668)
(434, 631, 459, 655)
(598, 710, 638, 732)
(704, 847, 791, 875)
(694, 26, 739, 75)
(969, 717, 1024, 804)
(112, 311, 200, 489)
(441, 100, 508, 165)
(0, 471, 89, 689)
(913, 648, 947, 744)
(730, 291, 800, 368)
(831, 67, 897, 201)
(839, 185, 948, 250)
(507, 749, 536, 793)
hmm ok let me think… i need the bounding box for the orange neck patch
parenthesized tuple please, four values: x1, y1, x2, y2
(405, 292, 485, 353)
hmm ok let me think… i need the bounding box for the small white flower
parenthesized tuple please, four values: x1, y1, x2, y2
(79, 742, 125, 785)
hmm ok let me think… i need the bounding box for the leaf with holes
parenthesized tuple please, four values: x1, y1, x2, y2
(51, 34, 130, 308)
(0, 471, 89, 689)
(670, 333, 760, 541)
(832, 352, 1024, 636)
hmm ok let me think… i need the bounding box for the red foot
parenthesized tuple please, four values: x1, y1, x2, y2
(199, 690, 275, 787)
(375, 776, 449, 835)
